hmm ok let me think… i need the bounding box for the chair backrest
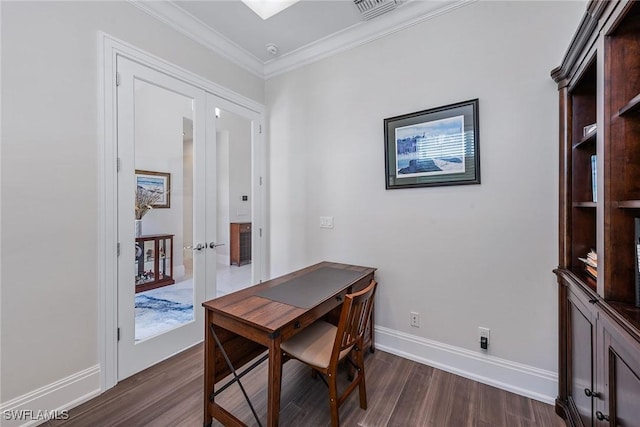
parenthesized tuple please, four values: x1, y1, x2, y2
(331, 280, 377, 362)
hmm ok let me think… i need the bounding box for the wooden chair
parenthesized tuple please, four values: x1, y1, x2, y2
(280, 279, 377, 427)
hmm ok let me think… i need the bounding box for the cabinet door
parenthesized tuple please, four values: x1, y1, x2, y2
(568, 289, 598, 427)
(602, 323, 640, 426)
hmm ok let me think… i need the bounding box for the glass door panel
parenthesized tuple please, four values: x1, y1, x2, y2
(133, 79, 194, 340)
(117, 56, 208, 381)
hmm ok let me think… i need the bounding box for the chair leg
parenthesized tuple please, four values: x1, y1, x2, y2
(356, 347, 367, 410)
(347, 356, 355, 381)
(328, 371, 340, 427)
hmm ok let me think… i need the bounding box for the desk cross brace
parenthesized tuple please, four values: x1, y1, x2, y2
(209, 324, 265, 427)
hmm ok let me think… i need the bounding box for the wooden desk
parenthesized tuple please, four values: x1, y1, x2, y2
(202, 261, 376, 427)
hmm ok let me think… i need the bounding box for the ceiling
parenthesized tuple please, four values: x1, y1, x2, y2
(132, 0, 470, 79)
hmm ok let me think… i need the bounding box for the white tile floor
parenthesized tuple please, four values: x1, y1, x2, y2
(138, 262, 252, 300)
(216, 262, 252, 296)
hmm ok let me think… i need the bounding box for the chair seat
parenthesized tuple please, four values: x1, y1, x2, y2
(280, 280, 377, 427)
(282, 321, 352, 369)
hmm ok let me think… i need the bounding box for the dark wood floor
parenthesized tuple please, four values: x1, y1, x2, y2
(44, 344, 566, 426)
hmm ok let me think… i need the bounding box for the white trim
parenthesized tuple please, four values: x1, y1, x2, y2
(102, 33, 264, 114)
(217, 253, 230, 266)
(374, 326, 558, 404)
(264, 0, 476, 79)
(97, 31, 119, 392)
(130, 0, 476, 80)
(99, 31, 267, 391)
(128, 0, 264, 78)
(0, 366, 100, 427)
(174, 265, 186, 280)
(0, 2, 4, 402)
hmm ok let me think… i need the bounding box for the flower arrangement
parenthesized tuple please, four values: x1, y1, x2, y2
(135, 186, 163, 219)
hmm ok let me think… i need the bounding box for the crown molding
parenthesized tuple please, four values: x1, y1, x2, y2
(264, 0, 476, 79)
(130, 0, 476, 81)
(128, 0, 265, 78)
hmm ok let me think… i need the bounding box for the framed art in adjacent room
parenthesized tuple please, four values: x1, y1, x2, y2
(135, 170, 171, 208)
(384, 99, 480, 189)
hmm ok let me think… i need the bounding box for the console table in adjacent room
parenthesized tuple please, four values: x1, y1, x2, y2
(135, 234, 174, 293)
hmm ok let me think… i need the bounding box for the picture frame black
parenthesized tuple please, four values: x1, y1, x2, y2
(384, 99, 480, 189)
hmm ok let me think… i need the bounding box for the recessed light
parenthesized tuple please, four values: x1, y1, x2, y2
(240, 0, 300, 20)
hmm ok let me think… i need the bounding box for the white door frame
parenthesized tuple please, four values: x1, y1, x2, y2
(98, 32, 267, 391)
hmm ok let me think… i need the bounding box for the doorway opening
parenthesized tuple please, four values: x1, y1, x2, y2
(100, 33, 266, 389)
(214, 107, 253, 297)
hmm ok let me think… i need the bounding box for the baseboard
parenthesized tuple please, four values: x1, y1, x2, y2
(0, 365, 101, 427)
(374, 326, 558, 404)
(174, 264, 186, 280)
(217, 254, 230, 266)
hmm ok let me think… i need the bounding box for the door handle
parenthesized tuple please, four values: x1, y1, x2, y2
(185, 244, 204, 251)
(208, 242, 224, 249)
(584, 388, 600, 398)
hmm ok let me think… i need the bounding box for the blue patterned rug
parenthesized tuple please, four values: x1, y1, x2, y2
(135, 294, 194, 341)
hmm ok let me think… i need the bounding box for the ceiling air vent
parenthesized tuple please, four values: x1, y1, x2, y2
(354, 0, 398, 20)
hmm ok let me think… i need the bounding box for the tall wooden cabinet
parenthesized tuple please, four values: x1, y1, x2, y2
(229, 222, 251, 266)
(553, 1, 640, 425)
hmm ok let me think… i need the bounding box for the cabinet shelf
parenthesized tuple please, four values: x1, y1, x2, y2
(615, 200, 640, 209)
(618, 92, 640, 116)
(572, 131, 596, 149)
(573, 201, 597, 208)
(136, 257, 171, 263)
(568, 267, 597, 292)
(606, 301, 640, 335)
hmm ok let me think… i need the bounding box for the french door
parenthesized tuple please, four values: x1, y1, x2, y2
(116, 56, 214, 380)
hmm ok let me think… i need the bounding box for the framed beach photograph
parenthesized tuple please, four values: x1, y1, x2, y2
(384, 99, 480, 189)
(135, 170, 171, 208)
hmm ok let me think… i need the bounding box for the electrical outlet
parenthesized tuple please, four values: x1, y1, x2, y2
(478, 327, 490, 349)
(410, 312, 420, 328)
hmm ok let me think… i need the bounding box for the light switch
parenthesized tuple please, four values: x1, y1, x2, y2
(320, 216, 334, 229)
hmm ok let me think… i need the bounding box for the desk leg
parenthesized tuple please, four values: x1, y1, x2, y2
(267, 336, 283, 427)
(204, 316, 215, 427)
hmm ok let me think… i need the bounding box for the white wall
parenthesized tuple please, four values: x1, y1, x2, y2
(183, 120, 193, 269)
(227, 114, 252, 224)
(135, 81, 193, 275)
(266, 0, 585, 392)
(216, 131, 231, 259)
(0, 0, 263, 404)
(216, 112, 252, 260)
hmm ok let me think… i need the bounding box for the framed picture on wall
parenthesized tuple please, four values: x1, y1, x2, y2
(135, 170, 171, 208)
(384, 99, 480, 189)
